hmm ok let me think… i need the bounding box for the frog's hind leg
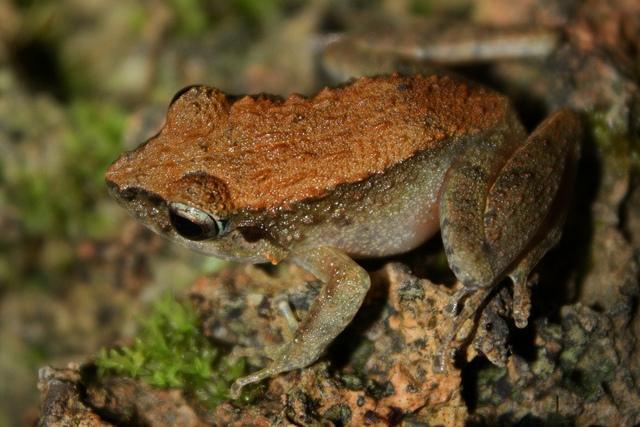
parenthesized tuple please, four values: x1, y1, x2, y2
(437, 108, 581, 369)
(499, 108, 580, 329)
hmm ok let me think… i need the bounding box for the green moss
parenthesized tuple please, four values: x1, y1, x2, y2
(410, 0, 471, 17)
(560, 349, 616, 402)
(350, 339, 374, 373)
(164, 0, 302, 37)
(587, 110, 634, 196)
(9, 99, 126, 239)
(167, 0, 210, 36)
(323, 403, 352, 425)
(559, 326, 587, 367)
(337, 373, 365, 390)
(589, 111, 630, 157)
(365, 379, 395, 400)
(476, 365, 508, 405)
(96, 294, 254, 406)
(530, 347, 555, 380)
(64, 100, 127, 234)
(231, 0, 283, 27)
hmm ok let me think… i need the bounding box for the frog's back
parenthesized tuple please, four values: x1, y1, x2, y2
(107, 74, 510, 212)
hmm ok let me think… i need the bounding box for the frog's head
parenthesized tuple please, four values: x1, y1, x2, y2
(105, 86, 285, 264)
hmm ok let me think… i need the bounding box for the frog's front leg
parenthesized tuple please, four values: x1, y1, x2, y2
(437, 109, 581, 369)
(230, 246, 370, 398)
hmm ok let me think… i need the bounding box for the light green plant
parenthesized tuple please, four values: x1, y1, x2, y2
(96, 294, 254, 406)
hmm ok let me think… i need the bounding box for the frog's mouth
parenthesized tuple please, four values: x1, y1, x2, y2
(105, 180, 275, 264)
(105, 180, 173, 235)
(105, 177, 229, 241)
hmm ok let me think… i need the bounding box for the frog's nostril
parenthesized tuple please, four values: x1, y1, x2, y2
(105, 180, 120, 196)
(119, 187, 137, 201)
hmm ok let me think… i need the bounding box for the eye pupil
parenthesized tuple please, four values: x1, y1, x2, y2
(168, 203, 221, 241)
(170, 212, 212, 240)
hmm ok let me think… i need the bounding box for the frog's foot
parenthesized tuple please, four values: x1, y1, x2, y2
(230, 246, 370, 399)
(434, 286, 492, 373)
(229, 296, 299, 362)
(229, 298, 301, 397)
(230, 341, 303, 398)
(274, 296, 299, 339)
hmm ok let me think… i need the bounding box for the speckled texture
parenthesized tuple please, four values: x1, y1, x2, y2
(37, 256, 640, 425)
(106, 74, 508, 212)
(39, 264, 474, 425)
(104, 71, 580, 394)
(239, 145, 460, 258)
(5, 0, 637, 425)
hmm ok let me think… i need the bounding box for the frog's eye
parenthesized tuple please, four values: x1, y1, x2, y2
(168, 202, 226, 240)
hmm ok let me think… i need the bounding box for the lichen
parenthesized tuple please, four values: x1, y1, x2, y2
(476, 365, 508, 406)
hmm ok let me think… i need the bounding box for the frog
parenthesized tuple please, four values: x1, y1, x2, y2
(105, 73, 581, 398)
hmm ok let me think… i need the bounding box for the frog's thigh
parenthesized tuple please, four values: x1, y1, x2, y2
(443, 109, 579, 281)
(230, 246, 370, 397)
(440, 129, 522, 290)
(489, 109, 580, 327)
(484, 109, 580, 265)
(442, 109, 580, 317)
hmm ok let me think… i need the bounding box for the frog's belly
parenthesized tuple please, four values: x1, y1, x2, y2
(306, 147, 452, 258)
(333, 187, 442, 258)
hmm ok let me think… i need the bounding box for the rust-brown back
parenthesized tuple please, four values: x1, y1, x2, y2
(106, 74, 508, 213)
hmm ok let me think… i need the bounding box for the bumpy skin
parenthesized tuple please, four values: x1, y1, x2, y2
(105, 74, 581, 396)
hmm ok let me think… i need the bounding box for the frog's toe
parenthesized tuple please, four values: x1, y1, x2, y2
(229, 341, 309, 398)
(230, 366, 277, 399)
(510, 271, 539, 328)
(512, 279, 532, 329)
(445, 286, 474, 316)
(230, 342, 286, 363)
(436, 286, 493, 372)
(274, 296, 299, 339)
(229, 346, 257, 360)
(433, 345, 457, 373)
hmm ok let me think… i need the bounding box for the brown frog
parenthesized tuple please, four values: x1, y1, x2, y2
(106, 73, 580, 397)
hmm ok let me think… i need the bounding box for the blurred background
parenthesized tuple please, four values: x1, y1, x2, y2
(2, 0, 639, 425)
(0, 1, 472, 424)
